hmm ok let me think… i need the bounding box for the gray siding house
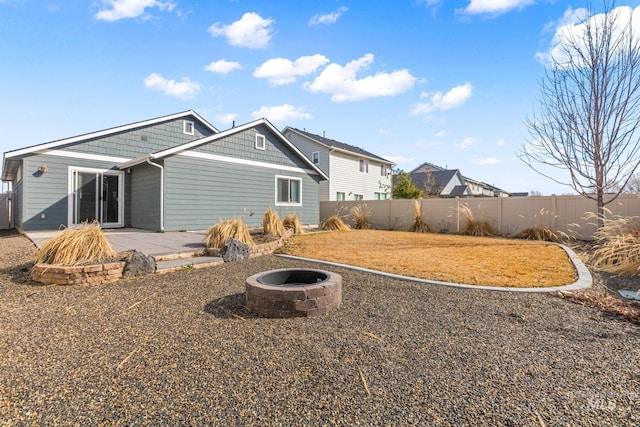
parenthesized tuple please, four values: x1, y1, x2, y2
(1, 111, 327, 232)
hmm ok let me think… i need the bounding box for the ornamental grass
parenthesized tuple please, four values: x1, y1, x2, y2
(350, 203, 372, 230)
(511, 226, 569, 243)
(35, 222, 117, 266)
(321, 215, 350, 231)
(263, 208, 285, 237)
(205, 218, 255, 250)
(408, 200, 431, 233)
(457, 204, 495, 237)
(584, 213, 640, 275)
(283, 214, 305, 234)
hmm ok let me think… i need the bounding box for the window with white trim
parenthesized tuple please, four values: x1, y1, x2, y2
(381, 164, 387, 176)
(354, 193, 364, 201)
(359, 159, 368, 173)
(374, 192, 387, 200)
(336, 192, 345, 201)
(183, 120, 194, 135)
(312, 151, 319, 164)
(276, 176, 302, 205)
(255, 134, 266, 150)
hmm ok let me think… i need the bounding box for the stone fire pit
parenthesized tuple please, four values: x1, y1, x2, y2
(245, 268, 342, 318)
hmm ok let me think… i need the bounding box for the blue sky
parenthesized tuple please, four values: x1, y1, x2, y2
(2, 0, 639, 194)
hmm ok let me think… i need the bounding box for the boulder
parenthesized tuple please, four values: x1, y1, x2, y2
(123, 250, 156, 277)
(222, 238, 250, 262)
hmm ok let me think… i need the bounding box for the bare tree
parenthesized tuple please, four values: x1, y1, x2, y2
(519, 1, 640, 227)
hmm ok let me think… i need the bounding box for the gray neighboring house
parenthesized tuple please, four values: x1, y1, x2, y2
(410, 162, 509, 197)
(1, 110, 327, 232)
(282, 127, 394, 201)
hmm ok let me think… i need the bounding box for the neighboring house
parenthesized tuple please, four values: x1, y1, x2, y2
(282, 127, 394, 201)
(1, 110, 327, 232)
(410, 162, 509, 197)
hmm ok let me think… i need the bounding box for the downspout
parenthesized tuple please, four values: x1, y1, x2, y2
(146, 158, 165, 232)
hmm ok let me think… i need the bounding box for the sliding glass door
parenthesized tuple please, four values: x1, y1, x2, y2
(70, 168, 123, 228)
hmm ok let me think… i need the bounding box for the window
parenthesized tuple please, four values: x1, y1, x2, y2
(183, 120, 194, 135)
(255, 134, 266, 150)
(276, 176, 301, 205)
(336, 192, 345, 201)
(374, 192, 387, 200)
(354, 194, 364, 201)
(359, 159, 368, 173)
(312, 152, 319, 164)
(381, 164, 387, 176)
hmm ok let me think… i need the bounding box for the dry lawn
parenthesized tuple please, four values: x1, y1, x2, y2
(280, 229, 576, 288)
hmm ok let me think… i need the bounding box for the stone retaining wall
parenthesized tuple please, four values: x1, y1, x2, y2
(249, 230, 293, 257)
(32, 261, 126, 286)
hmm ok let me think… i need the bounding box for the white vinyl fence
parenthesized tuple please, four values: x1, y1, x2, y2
(320, 194, 640, 240)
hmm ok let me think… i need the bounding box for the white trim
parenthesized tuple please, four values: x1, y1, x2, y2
(312, 151, 319, 164)
(67, 166, 125, 228)
(255, 134, 266, 150)
(45, 150, 131, 163)
(275, 175, 302, 206)
(183, 120, 194, 135)
(177, 151, 319, 175)
(4, 110, 218, 159)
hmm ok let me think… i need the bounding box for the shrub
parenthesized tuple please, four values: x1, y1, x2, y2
(457, 204, 495, 236)
(350, 203, 372, 230)
(205, 218, 255, 250)
(321, 215, 350, 231)
(283, 214, 305, 234)
(35, 222, 117, 266)
(408, 200, 431, 233)
(585, 213, 640, 274)
(263, 208, 285, 237)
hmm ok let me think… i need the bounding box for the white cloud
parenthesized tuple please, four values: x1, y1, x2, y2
(253, 54, 329, 85)
(378, 128, 391, 135)
(472, 157, 503, 165)
(304, 53, 417, 102)
(415, 140, 442, 147)
(208, 12, 274, 49)
(95, 0, 175, 21)
(535, 6, 638, 67)
(455, 137, 476, 149)
(215, 113, 237, 125)
(309, 6, 348, 26)
(204, 59, 242, 74)
(143, 72, 201, 99)
(384, 155, 415, 167)
(459, 0, 535, 16)
(498, 139, 506, 146)
(434, 130, 449, 138)
(251, 104, 311, 123)
(410, 82, 473, 115)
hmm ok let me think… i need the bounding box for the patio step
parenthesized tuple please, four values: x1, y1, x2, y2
(154, 251, 204, 262)
(155, 255, 224, 275)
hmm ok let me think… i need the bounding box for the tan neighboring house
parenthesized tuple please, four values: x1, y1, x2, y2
(283, 127, 394, 201)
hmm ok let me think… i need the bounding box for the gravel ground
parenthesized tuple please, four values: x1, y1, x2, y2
(1, 230, 640, 426)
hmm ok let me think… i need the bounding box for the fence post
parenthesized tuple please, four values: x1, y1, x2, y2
(455, 197, 460, 233)
(551, 194, 558, 230)
(497, 196, 503, 235)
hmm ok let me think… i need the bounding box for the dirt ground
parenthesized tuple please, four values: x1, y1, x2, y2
(280, 229, 577, 288)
